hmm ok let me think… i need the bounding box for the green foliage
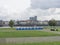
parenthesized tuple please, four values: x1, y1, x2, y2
(9, 20, 14, 28)
(48, 19, 57, 26)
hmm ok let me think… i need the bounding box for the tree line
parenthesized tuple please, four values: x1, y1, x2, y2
(9, 19, 57, 28)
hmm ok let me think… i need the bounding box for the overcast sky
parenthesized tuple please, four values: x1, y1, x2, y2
(0, 0, 60, 21)
(31, 0, 60, 9)
(0, 0, 31, 21)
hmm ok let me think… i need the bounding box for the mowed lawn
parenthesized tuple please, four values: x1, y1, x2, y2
(0, 28, 16, 30)
(0, 27, 60, 38)
(1, 42, 60, 45)
(44, 26, 60, 30)
(0, 30, 60, 38)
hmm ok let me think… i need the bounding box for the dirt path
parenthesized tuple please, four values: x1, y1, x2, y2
(0, 36, 60, 43)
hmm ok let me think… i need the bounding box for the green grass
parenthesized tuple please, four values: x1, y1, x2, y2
(0, 28, 16, 30)
(0, 31, 60, 38)
(44, 26, 60, 29)
(0, 26, 60, 31)
(0, 27, 60, 38)
(1, 42, 60, 45)
(44, 26, 60, 31)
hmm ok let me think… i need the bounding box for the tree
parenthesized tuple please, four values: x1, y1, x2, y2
(48, 19, 57, 31)
(9, 20, 14, 28)
(48, 19, 57, 26)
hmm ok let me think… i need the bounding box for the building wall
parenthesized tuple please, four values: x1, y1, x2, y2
(3, 21, 9, 26)
(0, 20, 3, 26)
(29, 16, 37, 21)
(0, 20, 60, 26)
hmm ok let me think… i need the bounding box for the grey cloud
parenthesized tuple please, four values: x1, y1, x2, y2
(31, 0, 60, 9)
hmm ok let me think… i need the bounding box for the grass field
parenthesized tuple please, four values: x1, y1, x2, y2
(0, 30, 60, 38)
(0, 27, 60, 38)
(0, 27, 60, 45)
(0, 26, 60, 30)
(44, 26, 60, 30)
(0, 28, 16, 30)
(1, 42, 60, 45)
(0, 26, 60, 38)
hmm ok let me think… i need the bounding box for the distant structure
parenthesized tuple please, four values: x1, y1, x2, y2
(0, 20, 3, 26)
(29, 16, 37, 21)
(29, 16, 38, 26)
(1, 16, 60, 27)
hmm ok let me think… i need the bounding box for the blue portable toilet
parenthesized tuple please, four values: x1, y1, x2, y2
(36, 27, 39, 30)
(31, 27, 33, 30)
(22, 28, 24, 30)
(25, 28, 27, 30)
(16, 26, 43, 30)
(30, 27, 32, 30)
(23, 27, 25, 30)
(32, 27, 34, 30)
(19, 28, 21, 30)
(35, 28, 37, 30)
(26, 27, 28, 30)
(27, 27, 30, 30)
(16, 27, 20, 30)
